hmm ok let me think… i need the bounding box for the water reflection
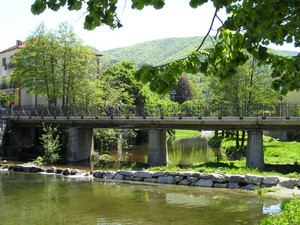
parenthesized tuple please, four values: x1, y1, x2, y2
(108, 133, 219, 166)
(0, 172, 285, 225)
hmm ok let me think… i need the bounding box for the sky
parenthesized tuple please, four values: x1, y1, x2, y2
(0, 0, 298, 53)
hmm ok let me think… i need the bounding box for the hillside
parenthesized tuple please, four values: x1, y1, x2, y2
(99, 36, 213, 69)
(97, 36, 299, 70)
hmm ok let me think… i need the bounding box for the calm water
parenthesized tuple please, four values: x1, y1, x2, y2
(0, 171, 283, 225)
(109, 133, 219, 166)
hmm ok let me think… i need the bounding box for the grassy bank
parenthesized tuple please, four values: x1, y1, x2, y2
(172, 130, 201, 140)
(151, 135, 300, 178)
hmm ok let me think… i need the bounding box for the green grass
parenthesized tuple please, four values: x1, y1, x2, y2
(264, 141, 300, 164)
(173, 130, 200, 140)
(261, 196, 300, 224)
(149, 136, 300, 178)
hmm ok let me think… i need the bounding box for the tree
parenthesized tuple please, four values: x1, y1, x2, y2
(11, 22, 98, 107)
(207, 56, 279, 155)
(171, 75, 194, 105)
(31, 0, 299, 95)
(100, 61, 147, 107)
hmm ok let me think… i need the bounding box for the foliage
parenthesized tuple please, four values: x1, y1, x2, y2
(40, 124, 61, 164)
(207, 56, 280, 111)
(208, 135, 223, 148)
(99, 61, 147, 107)
(11, 22, 98, 107)
(261, 196, 300, 225)
(32, 156, 43, 164)
(171, 75, 194, 104)
(31, 0, 299, 94)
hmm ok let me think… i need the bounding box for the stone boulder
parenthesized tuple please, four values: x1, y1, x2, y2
(279, 178, 296, 189)
(241, 184, 257, 190)
(93, 170, 104, 178)
(212, 174, 226, 183)
(46, 167, 56, 173)
(31, 166, 44, 173)
(114, 173, 124, 180)
(152, 172, 165, 177)
(226, 175, 245, 183)
(144, 178, 157, 183)
(214, 183, 228, 188)
(56, 169, 63, 174)
(178, 179, 190, 185)
(157, 176, 176, 184)
(118, 170, 134, 176)
(262, 176, 279, 185)
(133, 171, 152, 178)
(195, 179, 213, 187)
(103, 171, 116, 179)
(198, 173, 212, 179)
(228, 182, 239, 189)
(297, 178, 300, 187)
(14, 165, 24, 171)
(133, 176, 144, 181)
(187, 176, 199, 183)
(62, 168, 71, 175)
(175, 176, 184, 183)
(245, 174, 263, 185)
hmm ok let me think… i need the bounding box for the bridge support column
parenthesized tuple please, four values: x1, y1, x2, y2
(148, 129, 167, 167)
(246, 130, 264, 168)
(68, 128, 94, 162)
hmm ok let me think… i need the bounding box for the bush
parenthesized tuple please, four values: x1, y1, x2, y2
(208, 136, 223, 148)
(40, 124, 61, 164)
(261, 196, 300, 225)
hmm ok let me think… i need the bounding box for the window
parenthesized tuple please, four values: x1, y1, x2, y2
(2, 57, 6, 67)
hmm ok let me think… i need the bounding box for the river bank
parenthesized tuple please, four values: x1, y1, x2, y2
(1, 163, 299, 198)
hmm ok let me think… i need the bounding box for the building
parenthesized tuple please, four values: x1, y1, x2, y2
(0, 40, 102, 107)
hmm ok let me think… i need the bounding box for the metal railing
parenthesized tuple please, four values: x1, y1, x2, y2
(0, 103, 299, 119)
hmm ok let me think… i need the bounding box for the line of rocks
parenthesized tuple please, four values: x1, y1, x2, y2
(93, 170, 300, 190)
(1, 164, 300, 191)
(1, 164, 91, 176)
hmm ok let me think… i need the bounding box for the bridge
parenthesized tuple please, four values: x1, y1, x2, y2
(1, 103, 299, 168)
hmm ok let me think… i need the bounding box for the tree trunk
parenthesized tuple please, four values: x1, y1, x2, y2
(215, 130, 218, 136)
(236, 131, 240, 148)
(241, 131, 246, 147)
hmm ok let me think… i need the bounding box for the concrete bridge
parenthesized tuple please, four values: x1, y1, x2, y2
(1, 104, 299, 168)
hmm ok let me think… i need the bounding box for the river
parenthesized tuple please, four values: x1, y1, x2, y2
(107, 131, 219, 167)
(0, 171, 283, 225)
(0, 133, 286, 224)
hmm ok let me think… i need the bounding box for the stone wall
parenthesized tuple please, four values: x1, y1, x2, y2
(2, 164, 300, 191)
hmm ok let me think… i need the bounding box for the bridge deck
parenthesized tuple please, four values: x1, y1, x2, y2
(6, 116, 300, 131)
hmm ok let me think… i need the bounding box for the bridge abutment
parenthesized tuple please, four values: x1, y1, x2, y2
(148, 129, 168, 167)
(246, 130, 264, 168)
(68, 128, 94, 162)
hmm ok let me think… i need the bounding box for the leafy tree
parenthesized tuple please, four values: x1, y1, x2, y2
(31, 0, 299, 95)
(171, 75, 194, 104)
(207, 57, 280, 153)
(100, 61, 147, 107)
(11, 22, 98, 107)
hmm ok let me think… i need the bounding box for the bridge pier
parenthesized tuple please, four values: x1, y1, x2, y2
(68, 128, 94, 162)
(148, 129, 168, 167)
(246, 130, 264, 168)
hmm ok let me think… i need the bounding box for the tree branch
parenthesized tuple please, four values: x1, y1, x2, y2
(157, 7, 218, 68)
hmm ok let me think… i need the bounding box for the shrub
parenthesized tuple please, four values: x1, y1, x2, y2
(40, 124, 61, 164)
(208, 136, 223, 148)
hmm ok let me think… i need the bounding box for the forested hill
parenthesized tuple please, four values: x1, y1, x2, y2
(97, 36, 298, 70)
(99, 36, 212, 69)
